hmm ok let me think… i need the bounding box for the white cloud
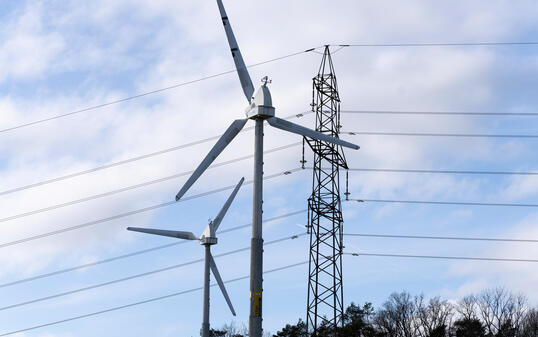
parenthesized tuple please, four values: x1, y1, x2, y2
(0, 3, 64, 83)
(1, 0, 538, 334)
(502, 175, 538, 201)
(445, 213, 538, 303)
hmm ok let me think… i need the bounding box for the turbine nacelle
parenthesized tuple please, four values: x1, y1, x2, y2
(246, 81, 275, 119)
(200, 222, 218, 245)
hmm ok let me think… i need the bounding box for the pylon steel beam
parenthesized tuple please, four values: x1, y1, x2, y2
(306, 45, 348, 336)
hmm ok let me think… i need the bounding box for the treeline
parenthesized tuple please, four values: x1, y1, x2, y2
(210, 288, 538, 337)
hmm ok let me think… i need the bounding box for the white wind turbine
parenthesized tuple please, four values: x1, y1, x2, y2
(128, 178, 244, 337)
(175, 1, 360, 336)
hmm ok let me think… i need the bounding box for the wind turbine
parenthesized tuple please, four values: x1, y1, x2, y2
(128, 177, 244, 337)
(175, 1, 360, 336)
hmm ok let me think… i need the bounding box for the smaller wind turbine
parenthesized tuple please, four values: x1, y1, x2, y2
(127, 177, 244, 337)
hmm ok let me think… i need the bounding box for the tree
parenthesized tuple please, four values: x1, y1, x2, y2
(456, 295, 479, 321)
(272, 319, 307, 337)
(476, 288, 527, 337)
(450, 318, 486, 337)
(374, 291, 420, 337)
(210, 329, 227, 337)
(416, 296, 453, 337)
(519, 308, 538, 337)
(339, 302, 377, 337)
(210, 321, 248, 337)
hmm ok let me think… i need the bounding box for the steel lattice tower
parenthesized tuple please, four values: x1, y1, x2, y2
(305, 46, 348, 336)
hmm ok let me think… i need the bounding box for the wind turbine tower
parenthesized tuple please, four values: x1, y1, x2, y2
(174, 2, 360, 336)
(128, 178, 244, 337)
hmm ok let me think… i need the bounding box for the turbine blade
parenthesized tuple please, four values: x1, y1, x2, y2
(175, 119, 248, 201)
(216, 0, 254, 103)
(209, 252, 236, 316)
(127, 227, 197, 240)
(211, 177, 244, 232)
(267, 117, 360, 150)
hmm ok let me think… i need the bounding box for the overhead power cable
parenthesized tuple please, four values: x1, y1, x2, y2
(345, 252, 538, 263)
(0, 112, 310, 197)
(0, 143, 300, 223)
(0, 233, 307, 312)
(0, 48, 318, 135)
(344, 233, 538, 243)
(335, 42, 538, 47)
(341, 110, 538, 116)
(0, 260, 308, 336)
(0, 168, 303, 249)
(348, 168, 538, 176)
(342, 131, 538, 139)
(0, 210, 306, 289)
(351, 198, 538, 208)
(5, 210, 536, 290)
(4, 246, 538, 335)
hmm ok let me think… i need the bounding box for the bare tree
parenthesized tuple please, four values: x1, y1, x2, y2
(476, 288, 528, 336)
(457, 295, 479, 321)
(416, 296, 454, 337)
(374, 291, 420, 337)
(214, 321, 248, 337)
(519, 308, 538, 337)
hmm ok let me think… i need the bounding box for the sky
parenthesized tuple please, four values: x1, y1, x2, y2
(1, 0, 538, 336)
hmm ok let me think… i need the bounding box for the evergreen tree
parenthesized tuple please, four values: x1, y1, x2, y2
(272, 318, 307, 337)
(450, 318, 486, 337)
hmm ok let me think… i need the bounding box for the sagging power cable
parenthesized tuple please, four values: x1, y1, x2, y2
(0, 48, 318, 135)
(0, 143, 300, 223)
(0, 168, 303, 249)
(0, 210, 306, 289)
(0, 233, 307, 312)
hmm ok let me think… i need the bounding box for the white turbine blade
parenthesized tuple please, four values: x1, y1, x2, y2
(216, 0, 254, 103)
(175, 119, 248, 201)
(127, 227, 197, 240)
(211, 177, 244, 232)
(209, 252, 236, 316)
(266, 117, 360, 150)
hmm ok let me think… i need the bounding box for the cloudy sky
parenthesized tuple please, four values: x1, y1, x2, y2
(1, 0, 538, 336)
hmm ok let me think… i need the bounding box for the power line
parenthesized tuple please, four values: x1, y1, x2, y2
(341, 110, 538, 116)
(348, 168, 538, 176)
(0, 135, 220, 196)
(351, 198, 538, 208)
(345, 252, 538, 263)
(5, 211, 535, 290)
(344, 233, 538, 243)
(0, 233, 306, 312)
(0, 143, 300, 223)
(0, 260, 308, 336)
(336, 42, 538, 47)
(4, 247, 538, 335)
(342, 131, 538, 138)
(0, 48, 318, 135)
(1, 41, 533, 135)
(0, 210, 306, 288)
(0, 112, 310, 197)
(0, 168, 302, 249)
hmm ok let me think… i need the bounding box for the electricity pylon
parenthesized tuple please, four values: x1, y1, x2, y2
(305, 46, 349, 336)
